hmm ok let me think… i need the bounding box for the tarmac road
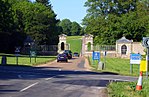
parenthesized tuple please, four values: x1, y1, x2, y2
(0, 56, 138, 97)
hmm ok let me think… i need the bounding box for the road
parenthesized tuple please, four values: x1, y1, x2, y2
(0, 57, 138, 97)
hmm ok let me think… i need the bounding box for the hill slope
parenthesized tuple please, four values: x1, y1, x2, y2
(67, 36, 82, 54)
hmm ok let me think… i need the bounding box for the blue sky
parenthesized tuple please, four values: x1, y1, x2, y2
(31, 0, 87, 24)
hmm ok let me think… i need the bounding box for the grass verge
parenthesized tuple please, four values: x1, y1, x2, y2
(88, 56, 149, 97)
(108, 79, 149, 97)
(88, 57, 141, 76)
(0, 54, 56, 66)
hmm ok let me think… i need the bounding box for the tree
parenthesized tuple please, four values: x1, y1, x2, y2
(12, 1, 59, 45)
(0, 0, 15, 52)
(36, 0, 49, 6)
(59, 19, 72, 36)
(83, 0, 149, 45)
(71, 22, 81, 35)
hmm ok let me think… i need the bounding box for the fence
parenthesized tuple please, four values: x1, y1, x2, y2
(93, 45, 116, 57)
(21, 45, 58, 55)
(93, 45, 116, 51)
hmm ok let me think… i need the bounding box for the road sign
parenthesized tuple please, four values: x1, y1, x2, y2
(130, 54, 141, 64)
(15, 47, 20, 56)
(30, 51, 36, 57)
(140, 60, 146, 72)
(92, 52, 100, 60)
(143, 37, 149, 47)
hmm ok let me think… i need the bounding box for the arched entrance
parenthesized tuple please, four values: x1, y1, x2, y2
(121, 45, 127, 55)
(87, 42, 91, 51)
(61, 42, 65, 50)
(82, 34, 93, 56)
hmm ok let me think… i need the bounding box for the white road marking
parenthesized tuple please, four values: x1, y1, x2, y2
(45, 75, 57, 81)
(45, 77, 53, 81)
(18, 75, 22, 78)
(99, 78, 133, 82)
(20, 82, 39, 92)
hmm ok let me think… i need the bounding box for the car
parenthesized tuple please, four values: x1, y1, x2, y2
(73, 52, 79, 57)
(63, 50, 72, 59)
(57, 53, 68, 62)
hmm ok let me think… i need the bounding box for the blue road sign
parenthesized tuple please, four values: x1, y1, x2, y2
(92, 52, 100, 60)
(130, 54, 141, 64)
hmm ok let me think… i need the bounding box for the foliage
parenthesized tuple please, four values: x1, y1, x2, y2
(0, 0, 60, 53)
(0, 0, 16, 52)
(83, 0, 149, 45)
(12, 1, 59, 45)
(59, 19, 83, 36)
(36, 0, 49, 6)
(59, 19, 72, 35)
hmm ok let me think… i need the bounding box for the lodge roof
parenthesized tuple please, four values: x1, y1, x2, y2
(117, 36, 133, 43)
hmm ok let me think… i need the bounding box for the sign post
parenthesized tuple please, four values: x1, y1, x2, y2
(30, 51, 37, 63)
(15, 47, 20, 65)
(146, 48, 149, 79)
(92, 51, 101, 69)
(103, 51, 107, 69)
(142, 37, 149, 79)
(130, 54, 141, 74)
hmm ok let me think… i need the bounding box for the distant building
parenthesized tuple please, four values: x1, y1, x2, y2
(116, 36, 145, 58)
(58, 34, 70, 53)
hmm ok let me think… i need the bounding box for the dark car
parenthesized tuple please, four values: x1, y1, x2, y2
(73, 52, 79, 57)
(57, 53, 68, 62)
(63, 50, 72, 59)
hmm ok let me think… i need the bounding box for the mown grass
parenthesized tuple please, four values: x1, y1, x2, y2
(88, 56, 149, 97)
(88, 57, 140, 76)
(0, 54, 56, 66)
(108, 79, 149, 97)
(67, 36, 82, 53)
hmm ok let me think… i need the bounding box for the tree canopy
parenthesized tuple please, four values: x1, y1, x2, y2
(59, 19, 83, 36)
(83, 0, 149, 45)
(0, 0, 60, 53)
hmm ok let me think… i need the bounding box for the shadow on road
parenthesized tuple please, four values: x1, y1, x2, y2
(53, 79, 109, 87)
(0, 65, 119, 80)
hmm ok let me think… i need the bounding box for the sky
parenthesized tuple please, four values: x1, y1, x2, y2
(31, 0, 87, 24)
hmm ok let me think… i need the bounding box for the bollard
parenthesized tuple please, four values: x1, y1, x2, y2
(1, 56, 7, 65)
(98, 61, 104, 70)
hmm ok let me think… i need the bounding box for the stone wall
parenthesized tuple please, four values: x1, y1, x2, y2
(132, 42, 145, 55)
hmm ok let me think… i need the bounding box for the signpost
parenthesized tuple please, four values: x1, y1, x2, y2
(30, 51, 37, 63)
(103, 51, 107, 68)
(92, 51, 100, 61)
(142, 37, 149, 79)
(92, 51, 102, 69)
(130, 54, 141, 74)
(15, 47, 20, 65)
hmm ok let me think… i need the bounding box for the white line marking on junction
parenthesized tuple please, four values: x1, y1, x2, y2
(99, 78, 133, 82)
(20, 82, 39, 92)
(45, 75, 57, 81)
(18, 75, 22, 78)
(45, 77, 53, 81)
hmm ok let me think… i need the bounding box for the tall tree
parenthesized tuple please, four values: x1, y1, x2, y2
(59, 19, 72, 36)
(71, 22, 81, 35)
(12, 0, 59, 45)
(0, 0, 15, 52)
(83, 0, 149, 45)
(36, 0, 49, 6)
